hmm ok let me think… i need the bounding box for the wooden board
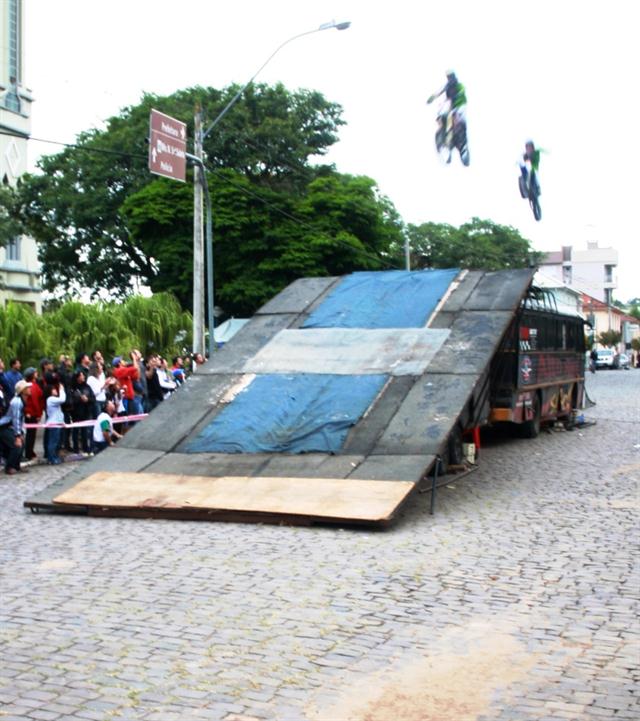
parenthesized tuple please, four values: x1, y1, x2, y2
(52, 472, 416, 526)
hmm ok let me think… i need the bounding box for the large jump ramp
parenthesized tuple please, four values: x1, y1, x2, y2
(25, 267, 535, 527)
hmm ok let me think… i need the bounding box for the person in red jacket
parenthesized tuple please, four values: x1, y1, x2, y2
(111, 356, 140, 422)
(23, 367, 45, 461)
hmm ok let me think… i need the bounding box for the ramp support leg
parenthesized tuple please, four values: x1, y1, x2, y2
(430, 457, 441, 515)
(472, 426, 481, 450)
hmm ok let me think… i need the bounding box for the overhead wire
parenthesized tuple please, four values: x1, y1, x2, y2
(0, 128, 400, 270)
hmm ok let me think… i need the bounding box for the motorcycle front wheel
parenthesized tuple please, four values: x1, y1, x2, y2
(530, 195, 542, 221)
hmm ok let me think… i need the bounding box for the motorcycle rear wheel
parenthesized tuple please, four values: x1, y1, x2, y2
(518, 176, 528, 199)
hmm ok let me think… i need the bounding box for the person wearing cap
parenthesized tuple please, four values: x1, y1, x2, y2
(111, 355, 140, 427)
(23, 367, 45, 461)
(0, 379, 31, 474)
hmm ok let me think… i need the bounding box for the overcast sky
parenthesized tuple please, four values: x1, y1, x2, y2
(24, 0, 639, 301)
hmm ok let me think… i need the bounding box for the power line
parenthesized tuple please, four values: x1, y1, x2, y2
(1, 128, 400, 270)
(203, 164, 398, 270)
(0, 129, 148, 161)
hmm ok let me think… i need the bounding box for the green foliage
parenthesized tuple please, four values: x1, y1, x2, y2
(0, 302, 46, 362)
(598, 329, 622, 348)
(0, 294, 191, 367)
(121, 168, 401, 317)
(401, 218, 542, 271)
(0, 184, 23, 246)
(16, 83, 347, 305)
(629, 305, 640, 321)
(631, 337, 640, 352)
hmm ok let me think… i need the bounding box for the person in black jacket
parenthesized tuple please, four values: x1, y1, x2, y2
(145, 354, 164, 411)
(70, 369, 96, 454)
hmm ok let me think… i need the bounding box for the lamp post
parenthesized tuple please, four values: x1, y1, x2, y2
(192, 19, 351, 358)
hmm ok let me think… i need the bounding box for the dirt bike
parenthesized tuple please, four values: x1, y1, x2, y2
(518, 165, 541, 221)
(428, 98, 470, 166)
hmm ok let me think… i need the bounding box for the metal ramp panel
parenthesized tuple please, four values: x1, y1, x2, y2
(24, 268, 535, 526)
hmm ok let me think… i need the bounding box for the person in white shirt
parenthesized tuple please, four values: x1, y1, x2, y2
(92, 400, 122, 454)
(87, 361, 107, 415)
(156, 357, 177, 400)
(44, 375, 66, 465)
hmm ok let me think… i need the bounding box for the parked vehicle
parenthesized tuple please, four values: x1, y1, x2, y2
(487, 288, 586, 437)
(595, 349, 616, 369)
(616, 353, 631, 370)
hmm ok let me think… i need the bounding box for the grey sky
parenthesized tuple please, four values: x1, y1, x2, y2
(24, 0, 639, 300)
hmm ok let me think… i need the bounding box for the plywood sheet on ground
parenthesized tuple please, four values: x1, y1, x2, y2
(53, 472, 415, 525)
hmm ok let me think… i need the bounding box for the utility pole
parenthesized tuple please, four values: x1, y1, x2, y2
(191, 20, 350, 356)
(192, 109, 205, 356)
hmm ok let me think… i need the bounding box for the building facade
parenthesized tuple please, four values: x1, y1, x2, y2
(539, 241, 618, 305)
(0, 0, 41, 312)
(533, 270, 582, 317)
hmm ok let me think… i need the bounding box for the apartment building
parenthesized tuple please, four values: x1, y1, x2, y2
(0, 0, 41, 312)
(539, 241, 618, 306)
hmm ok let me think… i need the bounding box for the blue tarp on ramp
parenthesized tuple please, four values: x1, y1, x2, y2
(185, 374, 388, 454)
(302, 269, 459, 329)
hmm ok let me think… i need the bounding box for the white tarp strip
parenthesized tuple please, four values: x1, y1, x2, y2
(243, 328, 451, 376)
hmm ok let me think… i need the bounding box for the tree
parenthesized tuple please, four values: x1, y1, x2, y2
(17, 83, 348, 304)
(402, 217, 542, 270)
(598, 329, 622, 347)
(0, 294, 191, 367)
(121, 170, 403, 317)
(0, 183, 23, 246)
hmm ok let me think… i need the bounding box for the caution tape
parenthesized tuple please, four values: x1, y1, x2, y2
(23, 413, 149, 429)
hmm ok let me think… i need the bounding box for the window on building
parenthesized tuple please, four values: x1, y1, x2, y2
(604, 264, 614, 283)
(604, 288, 612, 306)
(562, 266, 572, 285)
(5, 237, 21, 261)
(3, 0, 21, 112)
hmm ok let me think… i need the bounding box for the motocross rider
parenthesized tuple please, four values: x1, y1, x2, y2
(427, 71, 467, 160)
(520, 140, 541, 194)
(428, 72, 467, 124)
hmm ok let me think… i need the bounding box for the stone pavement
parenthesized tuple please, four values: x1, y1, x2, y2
(1, 369, 638, 720)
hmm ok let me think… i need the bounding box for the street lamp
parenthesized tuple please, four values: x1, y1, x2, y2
(191, 19, 351, 358)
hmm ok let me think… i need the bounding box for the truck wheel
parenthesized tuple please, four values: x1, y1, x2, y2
(520, 393, 541, 438)
(443, 425, 465, 470)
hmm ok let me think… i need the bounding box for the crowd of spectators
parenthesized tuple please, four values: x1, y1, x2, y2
(0, 350, 206, 473)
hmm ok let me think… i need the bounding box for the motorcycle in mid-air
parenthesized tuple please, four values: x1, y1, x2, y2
(518, 165, 541, 221)
(427, 98, 470, 166)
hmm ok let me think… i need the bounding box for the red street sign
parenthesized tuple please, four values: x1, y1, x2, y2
(148, 109, 187, 182)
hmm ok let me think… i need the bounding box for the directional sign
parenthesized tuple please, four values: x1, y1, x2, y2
(148, 109, 187, 182)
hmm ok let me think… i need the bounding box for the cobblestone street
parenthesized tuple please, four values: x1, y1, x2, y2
(1, 369, 638, 721)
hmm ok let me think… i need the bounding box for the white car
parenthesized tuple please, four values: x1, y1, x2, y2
(595, 349, 615, 369)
